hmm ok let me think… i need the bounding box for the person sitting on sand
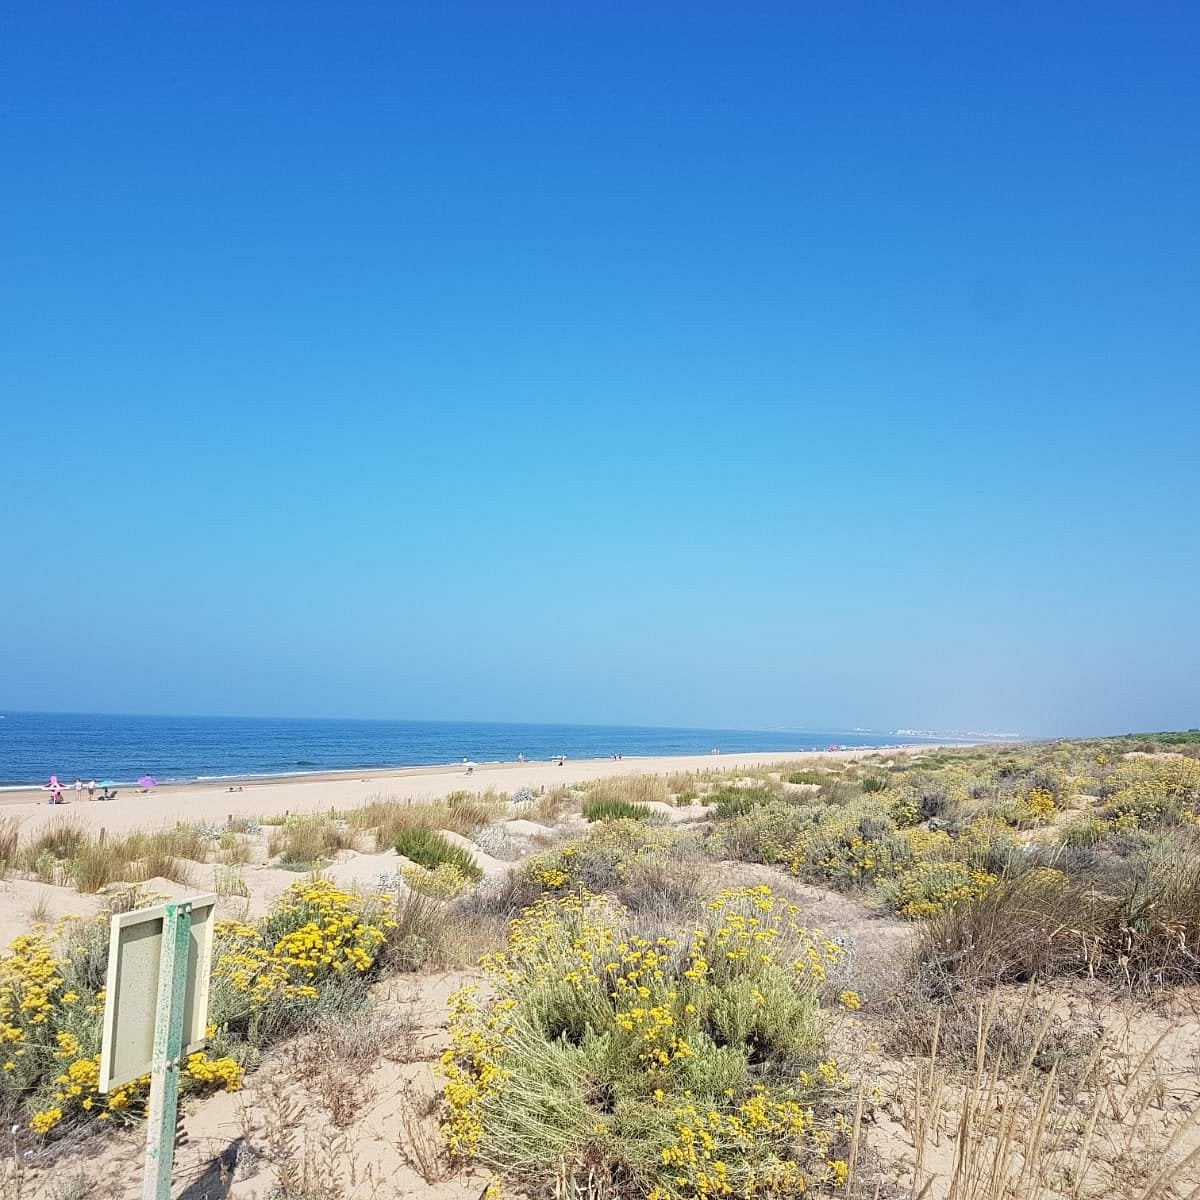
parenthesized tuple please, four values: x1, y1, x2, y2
(46, 776, 64, 804)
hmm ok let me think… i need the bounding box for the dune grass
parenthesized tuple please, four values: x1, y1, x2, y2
(346, 791, 502, 847)
(11, 822, 214, 892)
(0, 816, 18, 878)
(268, 815, 358, 869)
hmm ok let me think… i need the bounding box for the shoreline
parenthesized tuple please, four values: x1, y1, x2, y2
(0, 744, 975, 839)
(0, 741, 970, 798)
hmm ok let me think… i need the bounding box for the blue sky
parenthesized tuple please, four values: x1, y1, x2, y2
(2, 3, 1197, 736)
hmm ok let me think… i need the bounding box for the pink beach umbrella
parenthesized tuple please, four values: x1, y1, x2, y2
(137, 775, 158, 790)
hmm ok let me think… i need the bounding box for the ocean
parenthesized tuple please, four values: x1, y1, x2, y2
(0, 711, 955, 790)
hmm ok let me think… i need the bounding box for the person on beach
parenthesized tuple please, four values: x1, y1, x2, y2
(87, 779, 96, 799)
(46, 776, 64, 804)
(74, 779, 82, 800)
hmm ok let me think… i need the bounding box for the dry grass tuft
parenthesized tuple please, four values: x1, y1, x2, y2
(287, 1008, 416, 1127)
(346, 793, 499, 848)
(268, 816, 358, 868)
(897, 994, 1200, 1199)
(586, 773, 669, 808)
(25, 817, 89, 862)
(0, 817, 19, 878)
(394, 1080, 452, 1183)
(528, 785, 577, 821)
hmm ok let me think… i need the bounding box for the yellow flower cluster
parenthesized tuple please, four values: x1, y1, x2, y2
(1, 931, 66, 1032)
(706, 886, 842, 985)
(184, 1051, 243, 1090)
(1026, 787, 1057, 822)
(437, 986, 513, 1156)
(30, 1106, 62, 1134)
(269, 879, 389, 979)
(41, 1052, 150, 1127)
(1, 928, 75, 1103)
(212, 920, 320, 1009)
(651, 1091, 849, 1197)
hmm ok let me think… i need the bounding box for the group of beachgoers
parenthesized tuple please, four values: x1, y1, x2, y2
(43, 775, 116, 804)
(463, 753, 571, 775)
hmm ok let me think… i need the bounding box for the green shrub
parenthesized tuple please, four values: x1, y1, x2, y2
(708, 785, 778, 819)
(582, 798, 651, 822)
(861, 775, 889, 793)
(709, 799, 827, 865)
(787, 770, 830, 786)
(394, 828, 482, 881)
(1059, 813, 1110, 847)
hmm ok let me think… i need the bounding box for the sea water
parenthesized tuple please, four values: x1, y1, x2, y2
(0, 711, 954, 789)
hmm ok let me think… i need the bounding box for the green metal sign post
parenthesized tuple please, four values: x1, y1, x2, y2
(142, 900, 193, 1200)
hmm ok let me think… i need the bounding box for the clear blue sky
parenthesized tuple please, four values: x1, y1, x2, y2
(2, 3, 1197, 737)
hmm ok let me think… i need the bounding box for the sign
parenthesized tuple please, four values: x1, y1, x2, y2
(99, 893, 217, 1092)
(99, 893, 217, 1200)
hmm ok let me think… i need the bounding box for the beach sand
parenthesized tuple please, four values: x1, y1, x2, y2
(0, 746, 932, 840)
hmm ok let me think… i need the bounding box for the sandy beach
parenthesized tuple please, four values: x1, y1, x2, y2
(0, 747, 932, 839)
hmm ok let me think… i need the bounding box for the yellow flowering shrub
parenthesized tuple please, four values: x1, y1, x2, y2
(403, 862, 471, 898)
(440, 886, 852, 1198)
(1026, 788, 1058, 823)
(878, 860, 999, 919)
(786, 806, 911, 888)
(6, 876, 391, 1138)
(1, 929, 70, 1096)
(1105, 760, 1200, 829)
(211, 877, 395, 1042)
(519, 819, 683, 896)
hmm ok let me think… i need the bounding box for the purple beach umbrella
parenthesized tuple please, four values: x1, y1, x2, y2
(137, 775, 158, 789)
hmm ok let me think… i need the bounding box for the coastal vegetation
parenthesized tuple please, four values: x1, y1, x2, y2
(3, 733, 1200, 1196)
(393, 827, 484, 882)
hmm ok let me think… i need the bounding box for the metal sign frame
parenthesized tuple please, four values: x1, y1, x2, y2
(98, 893, 217, 1200)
